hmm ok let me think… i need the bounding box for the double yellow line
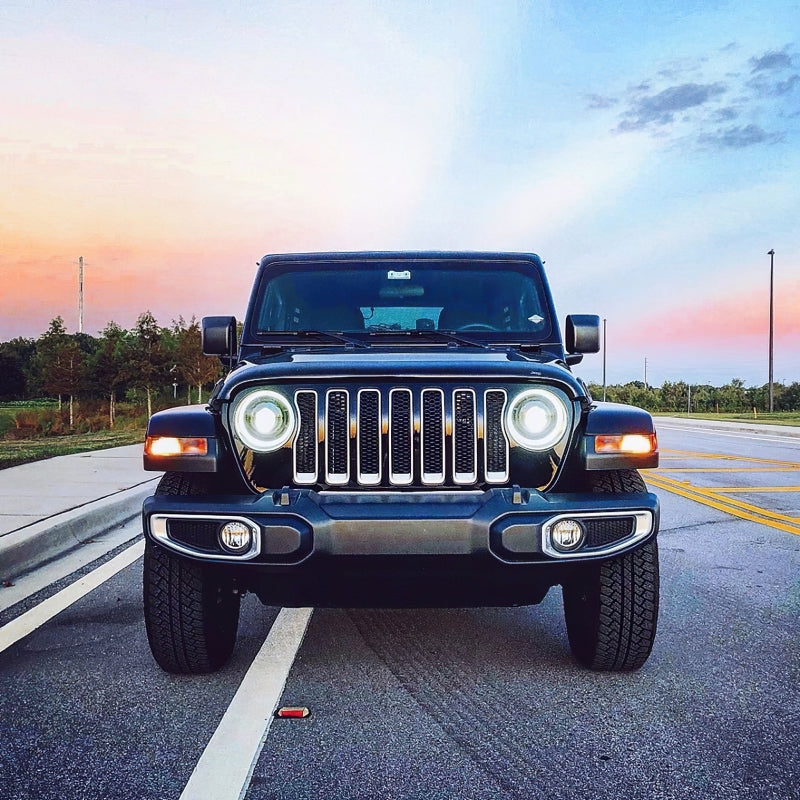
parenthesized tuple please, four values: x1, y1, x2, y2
(646, 472, 800, 536)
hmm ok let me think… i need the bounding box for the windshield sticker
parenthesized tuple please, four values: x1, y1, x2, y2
(529, 314, 545, 323)
(387, 270, 411, 280)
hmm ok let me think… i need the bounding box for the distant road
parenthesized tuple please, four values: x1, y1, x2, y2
(0, 424, 798, 800)
(652, 417, 800, 535)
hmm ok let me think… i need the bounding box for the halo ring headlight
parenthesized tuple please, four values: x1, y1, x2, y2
(232, 389, 296, 452)
(505, 388, 569, 451)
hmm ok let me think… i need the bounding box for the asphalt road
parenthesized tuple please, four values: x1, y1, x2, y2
(1, 422, 798, 800)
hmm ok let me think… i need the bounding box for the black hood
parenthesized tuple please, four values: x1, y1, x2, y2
(211, 347, 587, 403)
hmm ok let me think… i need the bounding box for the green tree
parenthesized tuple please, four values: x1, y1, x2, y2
(0, 337, 36, 400)
(122, 311, 171, 417)
(33, 317, 87, 427)
(90, 322, 128, 427)
(172, 317, 221, 404)
(660, 381, 689, 412)
(717, 379, 747, 412)
(777, 382, 800, 412)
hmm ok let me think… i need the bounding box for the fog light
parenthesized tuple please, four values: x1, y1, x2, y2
(219, 521, 253, 554)
(551, 519, 585, 552)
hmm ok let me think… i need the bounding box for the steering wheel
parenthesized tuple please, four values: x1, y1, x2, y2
(456, 323, 499, 331)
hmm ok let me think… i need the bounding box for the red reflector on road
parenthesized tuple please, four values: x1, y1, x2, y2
(276, 706, 310, 718)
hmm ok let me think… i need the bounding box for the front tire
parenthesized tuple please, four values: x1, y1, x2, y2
(562, 469, 659, 671)
(143, 473, 241, 674)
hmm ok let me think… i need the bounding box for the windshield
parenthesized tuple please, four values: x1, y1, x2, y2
(251, 259, 553, 340)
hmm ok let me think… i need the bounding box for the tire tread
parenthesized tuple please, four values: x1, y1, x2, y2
(563, 469, 659, 671)
(143, 472, 240, 674)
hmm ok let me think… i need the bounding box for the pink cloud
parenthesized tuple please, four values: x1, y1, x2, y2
(616, 280, 800, 350)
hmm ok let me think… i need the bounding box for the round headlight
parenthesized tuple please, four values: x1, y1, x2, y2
(505, 388, 569, 450)
(232, 389, 296, 452)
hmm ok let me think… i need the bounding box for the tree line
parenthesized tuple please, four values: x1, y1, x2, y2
(2, 314, 799, 434)
(0, 313, 221, 430)
(588, 379, 800, 414)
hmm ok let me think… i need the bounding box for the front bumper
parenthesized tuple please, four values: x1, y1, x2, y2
(143, 486, 659, 567)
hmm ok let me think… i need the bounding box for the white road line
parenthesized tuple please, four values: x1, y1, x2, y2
(180, 606, 314, 800)
(656, 424, 800, 445)
(0, 539, 144, 654)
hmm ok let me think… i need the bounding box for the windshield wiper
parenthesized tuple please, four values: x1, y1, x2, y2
(256, 330, 369, 348)
(366, 329, 490, 349)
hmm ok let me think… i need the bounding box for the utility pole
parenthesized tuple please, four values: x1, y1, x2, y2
(688, 384, 692, 415)
(78, 256, 84, 334)
(768, 249, 775, 413)
(644, 357, 648, 390)
(602, 318, 607, 402)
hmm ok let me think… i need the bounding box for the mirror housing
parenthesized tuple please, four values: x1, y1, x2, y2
(565, 314, 600, 354)
(202, 316, 238, 366)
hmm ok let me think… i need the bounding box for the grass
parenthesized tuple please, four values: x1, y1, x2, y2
(1, 400, 148, 469)
(0, 400, 58, 437)
(0, 429, 145, 470)
(654, 411, 800, 426)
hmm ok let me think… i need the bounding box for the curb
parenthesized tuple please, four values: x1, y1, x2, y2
(0, 480, 158, 583)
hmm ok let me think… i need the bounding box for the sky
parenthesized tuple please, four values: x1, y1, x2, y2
(1, 0, 798, 387)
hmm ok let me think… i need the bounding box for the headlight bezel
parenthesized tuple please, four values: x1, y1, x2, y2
(505, 387, 570, 451)
(231, 388, 296, 452)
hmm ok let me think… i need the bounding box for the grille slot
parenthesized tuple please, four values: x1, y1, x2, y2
(452, 389, 477, 484)
(325, 390, 349, 485)
(357, 389, 381, 485)
(421, 389, 445, 484)
(389, 388, 413, 485)
(484, 389, 508, 482)
(294, 390, 318, 484)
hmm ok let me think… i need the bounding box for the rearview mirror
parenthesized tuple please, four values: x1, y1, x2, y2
(565, 314, 600, 354)
(202, 316, 238, 364)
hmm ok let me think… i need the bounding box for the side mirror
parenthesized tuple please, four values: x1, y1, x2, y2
(202, 316, 238, 366)
(565, 314, 600, 354)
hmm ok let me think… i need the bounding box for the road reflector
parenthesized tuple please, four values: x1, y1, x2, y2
(276, 706, 310, 719)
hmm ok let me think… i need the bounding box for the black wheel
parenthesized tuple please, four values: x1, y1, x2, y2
(143, 472, 241, 674)
(562, 469, 659, 671)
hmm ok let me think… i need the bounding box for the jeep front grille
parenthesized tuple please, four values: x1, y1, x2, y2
(292, 387, 509, 487)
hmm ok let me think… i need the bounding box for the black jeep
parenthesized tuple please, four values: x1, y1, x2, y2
(142, 252, 659, 674)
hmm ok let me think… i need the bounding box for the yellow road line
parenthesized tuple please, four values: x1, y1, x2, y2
(659, 467, 800, 472)
(647, 474, 800, 536)
(652, 473, 800, 524)
(711, 486, 800, 493)
(660, 449, 800, 468)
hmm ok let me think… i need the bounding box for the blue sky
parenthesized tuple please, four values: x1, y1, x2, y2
(1, 0, 798, 387)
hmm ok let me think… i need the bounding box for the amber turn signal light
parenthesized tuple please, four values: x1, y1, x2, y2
(594, 433, 657, 455)
(145, 436, 209, 457)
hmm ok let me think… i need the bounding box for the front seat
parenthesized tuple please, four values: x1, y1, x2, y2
(319, 305, 365, 331)
(438, 305, 492, 330)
